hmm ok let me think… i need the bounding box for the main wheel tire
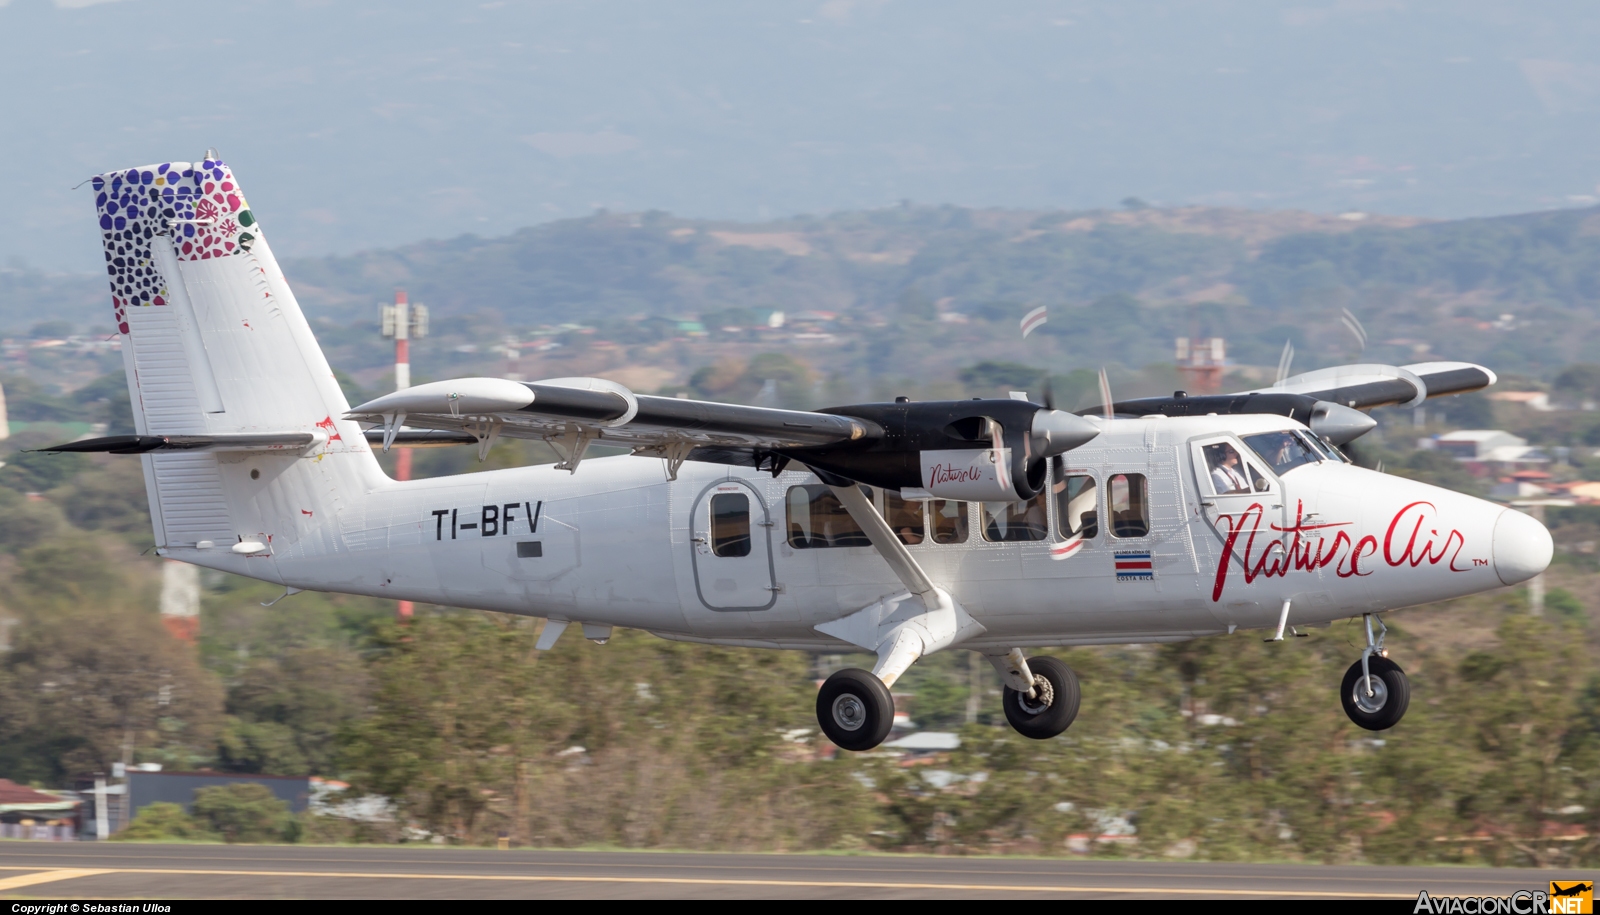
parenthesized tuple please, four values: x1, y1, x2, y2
(1002, 655, 1081, 740)
(816, 668, 895, 751)
(1340, 655, 1410, 731)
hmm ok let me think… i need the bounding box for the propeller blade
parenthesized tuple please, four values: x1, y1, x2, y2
(1340, 307, 1368, 354)
(1098, 368, 1114, 421)
(1043, 375, 1056, 411)
(1275, 339, 1295, 385)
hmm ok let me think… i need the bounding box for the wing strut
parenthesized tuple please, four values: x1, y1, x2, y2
(810, 475, 985, 689)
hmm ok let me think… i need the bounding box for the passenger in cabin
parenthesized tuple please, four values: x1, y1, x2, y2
(1205, 443, 1251, 494)
(930, 500, 968, 544)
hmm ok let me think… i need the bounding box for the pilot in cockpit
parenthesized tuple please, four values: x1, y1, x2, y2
(1205, 442, 1251, 494)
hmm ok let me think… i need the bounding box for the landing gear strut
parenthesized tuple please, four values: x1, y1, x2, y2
(1340, 613, 1410, 731)
(816, 668, 895, 751)
(999, 654, 1081, 740)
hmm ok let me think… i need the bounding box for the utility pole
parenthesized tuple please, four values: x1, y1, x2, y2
(381, 289, 429, 621)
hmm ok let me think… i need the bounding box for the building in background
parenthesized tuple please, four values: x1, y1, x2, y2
(127, 770, 312, 819)
(0, 778, 80, 841)
(1175, 337, 1227, 394)
(1488, 390, 1553, 412)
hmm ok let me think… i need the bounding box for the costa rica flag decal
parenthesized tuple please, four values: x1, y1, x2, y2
(1114, 551, 1154, 581)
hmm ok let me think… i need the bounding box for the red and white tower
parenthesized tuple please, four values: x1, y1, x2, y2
(380, 289, 428, 619)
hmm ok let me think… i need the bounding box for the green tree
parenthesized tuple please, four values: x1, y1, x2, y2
(341, 615, 878, 848)
(116, 802, 217, 842)
(217, 646, 369, 775)
(191, 783, 298, 843)
(958, 361, 1045, 397)
(0, 538, 223, 783)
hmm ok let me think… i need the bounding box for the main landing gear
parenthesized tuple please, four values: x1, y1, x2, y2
(1340, 613, 1410, 731)
(817, 668, 896, 751)
(1000, 654, 1081, 740)
(816, 650, 1083, 751)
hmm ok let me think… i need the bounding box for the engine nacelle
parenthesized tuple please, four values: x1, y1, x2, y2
(919, 448, 1018, 501)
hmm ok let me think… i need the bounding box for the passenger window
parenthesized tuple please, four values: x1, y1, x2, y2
(1243, 431, 1320, 477)
(1054, 473, 1098, 539)
(710, 493, 751, 557)
(786, 484, 871, 549)
(930, 500, 969, 544)
(884, 491, 926, 545)
(1108, 473, 1149, 538)
(983, 493, 1050, 542)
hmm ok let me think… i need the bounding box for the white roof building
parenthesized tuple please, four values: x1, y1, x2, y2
(1433, 430, 1527, 461)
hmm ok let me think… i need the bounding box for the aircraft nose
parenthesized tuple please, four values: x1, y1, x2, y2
(1493, 508, 1553, 586)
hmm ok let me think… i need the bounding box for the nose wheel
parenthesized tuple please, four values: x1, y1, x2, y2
(816, 668, 895, 751)
(1002, 655, 1081, 739)
(1340, 613, 1410, 730)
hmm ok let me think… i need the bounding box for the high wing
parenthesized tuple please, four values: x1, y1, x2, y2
(41, 370, 1101, 501)
(1246, 361, 1496, 410)
(345, 376, 878, 474)
(1103, 360, 1498, 444)
(343, 375, 1102, 501)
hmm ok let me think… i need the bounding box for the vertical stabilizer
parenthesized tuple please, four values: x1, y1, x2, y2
(91, 158, 382, 562)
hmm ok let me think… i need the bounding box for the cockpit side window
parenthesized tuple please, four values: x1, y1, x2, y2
(1202, 442, 1253, 495)
(1243, 431, 1321, 476)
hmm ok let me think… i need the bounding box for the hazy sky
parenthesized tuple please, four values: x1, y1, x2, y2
(4, 0, 1600, 272)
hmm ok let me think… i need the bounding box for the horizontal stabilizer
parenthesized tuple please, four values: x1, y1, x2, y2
(38, 432, 317, 454)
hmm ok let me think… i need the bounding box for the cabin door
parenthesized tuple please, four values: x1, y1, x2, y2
(690, 479, 777, 611)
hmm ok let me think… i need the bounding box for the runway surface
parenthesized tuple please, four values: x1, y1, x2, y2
(0, 843, 1571, 899)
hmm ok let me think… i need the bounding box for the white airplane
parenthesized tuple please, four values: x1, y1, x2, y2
(55, 157, 1552, 751)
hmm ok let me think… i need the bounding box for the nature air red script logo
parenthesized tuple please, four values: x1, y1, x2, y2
(1211, 500, 1475, 602)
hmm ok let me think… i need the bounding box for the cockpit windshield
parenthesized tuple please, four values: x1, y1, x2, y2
(1301, 431, 1350, 464)
(1243, 430, 1322, 476)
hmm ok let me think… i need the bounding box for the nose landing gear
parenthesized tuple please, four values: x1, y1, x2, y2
(1340, 613, 1410, 730)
